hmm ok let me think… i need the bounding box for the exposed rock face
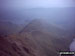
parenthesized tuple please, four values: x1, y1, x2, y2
(0, 19, 74, 56)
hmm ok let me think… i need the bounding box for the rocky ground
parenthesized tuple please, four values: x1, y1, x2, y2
(0, 19, 74, 56)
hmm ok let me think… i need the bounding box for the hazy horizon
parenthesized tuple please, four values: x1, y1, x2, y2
(0, 0, 75, 33)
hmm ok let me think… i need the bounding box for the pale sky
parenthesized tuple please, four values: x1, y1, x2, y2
(0, 0, 75, 8)
(24, 0, 75, 7)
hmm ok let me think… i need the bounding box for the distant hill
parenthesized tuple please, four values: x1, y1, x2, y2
(0, 21, 22, 35)
(0, 19, 74, 56)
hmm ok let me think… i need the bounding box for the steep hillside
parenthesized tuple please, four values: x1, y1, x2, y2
(19, 19, 74, 56)
(0, 19, 74, 56)
(0, 34, 46, 56)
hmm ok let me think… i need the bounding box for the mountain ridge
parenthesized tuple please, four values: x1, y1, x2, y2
(0, 19, 74, 56)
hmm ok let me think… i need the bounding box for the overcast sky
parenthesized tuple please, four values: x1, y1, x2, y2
(0, 0, 75, 8)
